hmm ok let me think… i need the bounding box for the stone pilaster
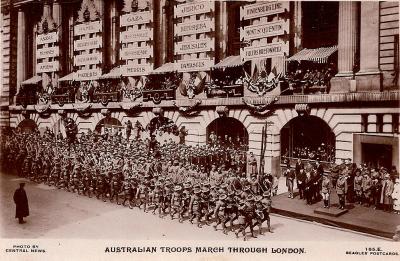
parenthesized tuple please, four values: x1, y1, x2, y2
(154, 0, 165, 67)
(215, 0, 228, 61)
(16, 8, 27, 95)
(330, 2, 359, 93)
(355, 1, 382, 92)
(53, 0, 62, 81)
(109, 0, 117, 65)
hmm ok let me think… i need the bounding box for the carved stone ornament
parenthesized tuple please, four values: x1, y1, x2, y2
(295, 103, 311, 116)
(242, 96, 279, 116)
(58, 109, 67, 118)
(216, 106, 229, 117)
(22, 110, 30, 119)
(76, 0, 100, 23)
(74, 104, 93, 118)
(34, 104, 51, 118)
(37, 4, 57, 34)
(152, 107, 164, 117)
(119, 102, 143, 115)
(173, 99, 201, 116)
(122, 0, 152, 13)
(101, 108, 112, 118)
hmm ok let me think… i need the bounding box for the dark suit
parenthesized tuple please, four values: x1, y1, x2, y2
(296, 171, 306, 199)
(13, 187, 29, 223)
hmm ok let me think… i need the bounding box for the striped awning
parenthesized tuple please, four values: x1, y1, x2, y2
(212, 55, 244, 69)
(287, 46, 338, 63)
(58, 72, 74, 82)
(99, 67, 122, 79)
(149, 62, 176, 75)
(21, 75, 41, 86)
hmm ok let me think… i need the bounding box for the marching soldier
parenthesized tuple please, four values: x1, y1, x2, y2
(213, 193, 229, 234)
(151, 181, 164, 216)
(121, 178, 133, 207)
(170, 185, 183, 220)
(96, 175, 106, 202)
(162, 180, 172, 216)
(109, 172, 122, 205)
(189, 186, 204, 228)
(235, 195, 257, 240)
(179, 183, 192, 223)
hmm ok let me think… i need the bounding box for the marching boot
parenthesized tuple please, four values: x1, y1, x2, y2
(258, 225, 264, 235)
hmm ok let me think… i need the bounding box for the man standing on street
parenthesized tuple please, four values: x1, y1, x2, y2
(13, 183, 29, 224)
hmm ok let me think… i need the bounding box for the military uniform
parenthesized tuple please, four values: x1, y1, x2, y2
(235, 195, 256, 240)
(213, 194, 229, 234)
(170, 185, 183, 219)
(336, 174, 348, 209)
(354, 172, 363, 204)
(189, 187, 204, 227)
(253, 192, 272, 234)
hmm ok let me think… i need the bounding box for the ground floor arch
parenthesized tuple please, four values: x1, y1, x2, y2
(17, 119, 38, 133)
(206, 117, 249, 149)
(280, 115, 335, 162)
(95, 117, 123, 135)
(146, 116, 180, 144)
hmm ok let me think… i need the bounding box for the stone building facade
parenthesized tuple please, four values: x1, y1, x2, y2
(1, 0, 399, 173)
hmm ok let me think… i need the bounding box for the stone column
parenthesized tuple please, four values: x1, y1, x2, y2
(292, 1, 302, 53)
(215, 0, 228, 61)
(159, 0, 167, 65)
(330, 2, 359, 93)
(355, 1, 382, 92)
(16, 8, 27, 94)
(53, 0, 62, 81)
(109, 0, 117, 65)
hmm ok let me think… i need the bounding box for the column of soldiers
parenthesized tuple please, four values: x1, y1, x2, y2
(1, 130, 275, 240)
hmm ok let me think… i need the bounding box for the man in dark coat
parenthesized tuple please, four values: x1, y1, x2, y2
(13, 183, 29, 224)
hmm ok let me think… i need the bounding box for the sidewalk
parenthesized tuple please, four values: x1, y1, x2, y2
(272, 183, 399, 239)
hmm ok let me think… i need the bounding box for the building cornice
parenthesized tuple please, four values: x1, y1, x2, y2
(7, 91, 400, 112)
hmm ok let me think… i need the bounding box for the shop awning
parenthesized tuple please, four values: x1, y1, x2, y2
(287, 46, 338, 63)
(58, 72, 74, 82)
(21, 75, 41, 86)
(99, 67, 122, 79)
(212, 55, 244, 69)
(149, 62, 176, 75)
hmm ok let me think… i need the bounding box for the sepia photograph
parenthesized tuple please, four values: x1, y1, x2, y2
(0, 0, 399, 260)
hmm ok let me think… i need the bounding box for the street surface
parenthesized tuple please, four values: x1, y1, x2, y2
(0, 173, 386, 241)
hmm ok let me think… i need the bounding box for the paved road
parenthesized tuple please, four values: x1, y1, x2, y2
(0, 173, 386, 241)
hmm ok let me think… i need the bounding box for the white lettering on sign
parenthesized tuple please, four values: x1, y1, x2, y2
(75, 68, 101, 81)
(120, 46, 153, 60)
(36, 32, 58, 45)
(175, 18, 214, 36)
(175, 1, 212, 18)
(240, 1, 289, 20)
(74, 37, 102, 51)
(120, 11, 152, 27)
(74, 21, 102, 36)
(177, 58, 214, 72)
(175, 38, 214, 55)
(74, 53, 102, 66)
(240, 20, 289, 41)
(120, 29, 153, 43)
(36, 61, 59, 73)
(122, 64, 152, 76)
(36, 46, 59, 59)
(240, 42, 289, 61)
